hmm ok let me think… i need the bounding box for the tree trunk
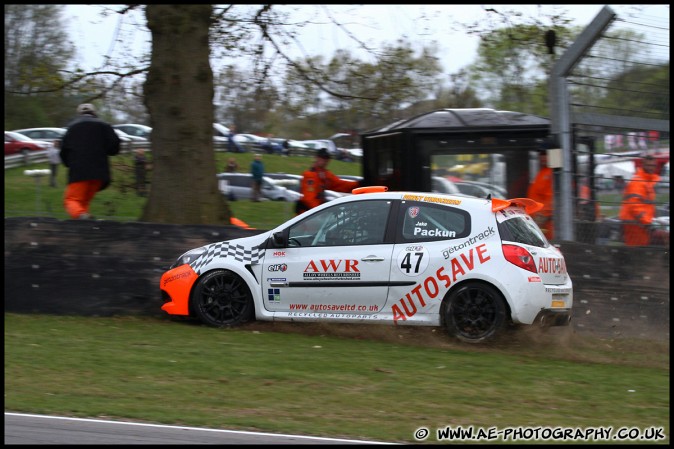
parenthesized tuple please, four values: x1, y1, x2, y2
(142, 4, 231, 225)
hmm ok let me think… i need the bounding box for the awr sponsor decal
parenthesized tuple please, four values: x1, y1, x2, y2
(303, 259, 360, 280)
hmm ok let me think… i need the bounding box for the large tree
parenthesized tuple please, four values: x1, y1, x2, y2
(142, 4, 231, 224)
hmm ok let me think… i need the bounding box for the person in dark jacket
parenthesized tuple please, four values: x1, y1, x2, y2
(250, 153, 264, 202)
(60, 103, 121, 219)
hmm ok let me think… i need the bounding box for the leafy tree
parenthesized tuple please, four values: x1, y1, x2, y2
(594, 63, 670, 120)
(465, 23, 578, 115)
(4, 4, 76, 128)
(566, 29, 668, 121)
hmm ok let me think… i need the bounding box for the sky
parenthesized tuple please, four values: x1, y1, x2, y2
(65, 4, 669, 75)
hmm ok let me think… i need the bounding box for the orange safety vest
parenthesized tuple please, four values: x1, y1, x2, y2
(297, 167, 360, 213)
(619, 167, 660, 246)
(527, 166, 554, 240)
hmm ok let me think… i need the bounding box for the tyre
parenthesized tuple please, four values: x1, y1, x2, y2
(444, 282, 506, 343)
(191, 269, 254, 327)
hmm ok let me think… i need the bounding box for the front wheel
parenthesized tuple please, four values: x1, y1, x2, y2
(191, 269, 254, 327)
(444, 282, 506, 343)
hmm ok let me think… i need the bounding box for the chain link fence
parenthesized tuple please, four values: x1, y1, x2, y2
(554, 5, 669, 246)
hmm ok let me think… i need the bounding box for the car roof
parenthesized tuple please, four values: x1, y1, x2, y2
(115, 124, 152, 128)
(12, 127, 66, 133)
(335, 188, 541, 214)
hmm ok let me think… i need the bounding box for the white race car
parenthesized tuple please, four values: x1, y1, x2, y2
(160, 186, 573, 343)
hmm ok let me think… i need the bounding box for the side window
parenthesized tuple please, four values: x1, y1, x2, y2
(399, 201, 470, 242)
(288, 200, 392, 247)
(232, 176, 247, 188)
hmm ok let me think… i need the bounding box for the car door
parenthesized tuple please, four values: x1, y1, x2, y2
(262, 199, 395, 316)
(387, 198, 473, 321)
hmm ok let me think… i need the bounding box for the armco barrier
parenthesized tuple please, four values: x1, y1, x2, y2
(4, 217, 669, 341)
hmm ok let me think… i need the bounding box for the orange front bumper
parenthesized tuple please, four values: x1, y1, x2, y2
(160, 264, 199, 316)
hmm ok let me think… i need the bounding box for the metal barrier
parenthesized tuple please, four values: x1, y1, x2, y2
(4, 142, 149, 169)
(4, 151, 48, 169)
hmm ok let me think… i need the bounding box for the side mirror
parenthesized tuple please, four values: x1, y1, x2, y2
(272, 231, 286, 247)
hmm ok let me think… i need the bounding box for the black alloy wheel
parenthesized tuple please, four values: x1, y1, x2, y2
(192, 269, 254, 327)
(445, 282, 506, 343)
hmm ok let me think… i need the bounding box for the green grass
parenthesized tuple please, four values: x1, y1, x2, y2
(4, 314, 670, 443)
(3, 151, 362, 229)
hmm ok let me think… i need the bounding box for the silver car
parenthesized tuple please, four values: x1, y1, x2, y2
(217, 173, 300, 202)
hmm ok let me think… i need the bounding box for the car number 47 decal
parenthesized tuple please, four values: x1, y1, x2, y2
(397, 246, 430, 276)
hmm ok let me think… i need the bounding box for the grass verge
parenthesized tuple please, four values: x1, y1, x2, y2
(5, 313, 669, 443)
(3, 151, 362, 229)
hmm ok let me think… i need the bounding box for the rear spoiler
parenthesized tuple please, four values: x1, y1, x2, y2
(491, 197, 543, 215)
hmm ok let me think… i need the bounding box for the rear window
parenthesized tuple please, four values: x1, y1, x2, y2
(497, 214, 548, 248)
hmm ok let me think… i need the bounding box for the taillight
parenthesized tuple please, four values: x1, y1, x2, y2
(502, 244, 537, 273)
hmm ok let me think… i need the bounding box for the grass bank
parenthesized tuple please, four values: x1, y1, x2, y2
(3, 151, 362, 229)
(5, 314, 669, 443)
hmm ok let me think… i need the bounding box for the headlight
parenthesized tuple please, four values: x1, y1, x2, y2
(170, 247, 206, 270)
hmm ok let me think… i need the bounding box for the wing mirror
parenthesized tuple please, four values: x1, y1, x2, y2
(272, 231, 286, 247)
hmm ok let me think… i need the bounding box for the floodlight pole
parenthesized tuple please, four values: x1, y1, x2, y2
(548, 5, 616, 241)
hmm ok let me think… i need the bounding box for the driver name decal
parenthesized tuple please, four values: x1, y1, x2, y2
(304, 259, 361, 280)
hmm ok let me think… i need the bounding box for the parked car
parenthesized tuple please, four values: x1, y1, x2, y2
(5, 131, 52, 156)
(300, 139, 339, 157)
(11, 127, 66, 143)
(455, 180, 508, 198)
(432, 176, 461, 194)
(338, 175, 363, 182)
(264, 172, 346, 202)
(217, 173, 300, 202)
(234, 133, 266, 152)
(160, 187, 573, 343)
(113, 129, 134, 152)
(113, 124, 152, 140)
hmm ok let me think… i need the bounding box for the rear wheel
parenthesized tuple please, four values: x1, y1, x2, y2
(444, 282, 506, 343)
(191, 269, 254, 327)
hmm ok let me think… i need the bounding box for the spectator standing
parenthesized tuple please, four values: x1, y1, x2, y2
(227, 125, 244, 153)
(47, 139, 62, 187)
(134, 147, 148, 197)
(527, 147, 554, 240)
(296, 148, 360, 214)
(647, 130, 660, 150)
(60, 103, 120, 219)
(226, 157, 238, 172)
(250, 153, 264, 202)
(619, 155, 660, 246)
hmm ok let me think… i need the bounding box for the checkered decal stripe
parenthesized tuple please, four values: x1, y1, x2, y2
(190, 242, 264, 274)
